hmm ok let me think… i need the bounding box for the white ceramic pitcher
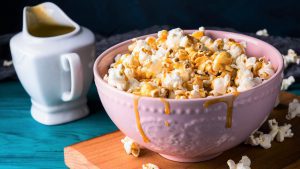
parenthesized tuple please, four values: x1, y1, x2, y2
(10, 2, 95, 125)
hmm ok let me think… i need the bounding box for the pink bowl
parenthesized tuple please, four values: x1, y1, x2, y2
(93, 30, 283, 162)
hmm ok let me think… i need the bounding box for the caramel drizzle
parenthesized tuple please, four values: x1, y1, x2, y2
(160, 98, 170, 115)
(160, 98, 171, 127)
(134, 96, 150, 143)
(203, 92, 239, 128)
(164, 121, 170, 127)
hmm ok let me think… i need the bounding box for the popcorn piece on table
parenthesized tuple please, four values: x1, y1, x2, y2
(121, 136, 140, 157)
(245, 119, 293, 149)
(142, 163, 160, 169)
(283, 49, 300, 68)
(256, 29, 269, 37)
(245, 131, 272, 149)
(276, 123, 294, 142)
(281, 76, 295, 91)
(227, 156, 251, 169)
(270, 119, 294, 142)
(3, 60, 13, 67)
(287, 99, 300, 120)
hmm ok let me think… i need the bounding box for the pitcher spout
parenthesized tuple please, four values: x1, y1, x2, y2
(23, 2, 80, 38)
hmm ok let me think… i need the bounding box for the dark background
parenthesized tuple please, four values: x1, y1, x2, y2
(0, 0, 300, 37)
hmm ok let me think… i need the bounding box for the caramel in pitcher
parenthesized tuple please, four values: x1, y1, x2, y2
(27, 5, 75, 37)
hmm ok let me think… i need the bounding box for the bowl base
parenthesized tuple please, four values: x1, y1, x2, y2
(159, 152, 223, 162)
(31, 98, 89, 125)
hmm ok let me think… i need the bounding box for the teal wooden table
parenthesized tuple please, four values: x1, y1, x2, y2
(0, 80, 299, 169)
(0, 80, 117, 169)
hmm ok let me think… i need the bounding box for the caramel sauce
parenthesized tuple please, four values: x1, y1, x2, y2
(160, 98, 171, 127)
(133, 96, 150, 143)
(164, 121, 170, 127)
(27, 5, 75, 37)
(204, 92, 239, 128)
(160, 98, 170, 115)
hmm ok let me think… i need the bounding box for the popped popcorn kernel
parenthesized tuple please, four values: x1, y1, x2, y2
(256, 29, 269, 37)
(283, 49, 300, 68)
(227, 156, 251, 169)
(104, 27, 275, 99)
(281, 76, 295, 91)
(142, 163, 160, 169)
(287, 99, 300, 120)
(121, 136, 140, 157)
(245, 119, 293, 149)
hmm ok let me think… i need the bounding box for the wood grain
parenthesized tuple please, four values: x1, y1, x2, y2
(64, 92, 300, 169)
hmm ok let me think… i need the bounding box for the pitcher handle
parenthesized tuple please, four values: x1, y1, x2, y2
(61, 53, 83, 101)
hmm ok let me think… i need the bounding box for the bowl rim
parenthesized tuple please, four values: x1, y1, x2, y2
(93, 29, 283, 102)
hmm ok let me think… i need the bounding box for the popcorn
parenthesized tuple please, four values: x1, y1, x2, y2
(281, 76, 295, 91)
(245, 131, 273, 149)
(211, 74, 230, 96)
(256, 29, 269, 37)
(3, 60, 13, 67)
(227, 156, 251, 169)
(121, 136, 140, 157)
(286, 99, 300, 120)
(245, 119, 293, 149)
(106, 64, 128, 90)
(142, 163, 160, 169)
(258, 62, 275, 80)
(166, 28, 184, 50)
(105, 28, 275, 99)
(276, 123, 294, 142)
(162, 70, 183, 89)
(283, 49, 300, 68)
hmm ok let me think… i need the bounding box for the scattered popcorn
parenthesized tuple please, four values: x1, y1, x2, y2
(256, 29, 269, 37)
(227, 156, 251, 169)
(104, 27, 275, 99)
(287, 99, 300, 120)
(283, 49, 300, 68)
(3, 60, 13, 67)
(142, 163, 160, 169)
(245, 119, 293, 149)
(245, 131, 273, 149)
(276, 123, 294, 142)
(281, 76, 295, 91)
(121, 136, 140, 157)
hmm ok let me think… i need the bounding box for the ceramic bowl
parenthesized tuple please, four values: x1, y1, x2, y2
(93, 30, 283, 162)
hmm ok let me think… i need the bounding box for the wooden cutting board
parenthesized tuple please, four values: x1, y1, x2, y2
(64, 92, 300, 169)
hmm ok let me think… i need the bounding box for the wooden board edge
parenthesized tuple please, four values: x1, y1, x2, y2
(64, 146, 99, 169)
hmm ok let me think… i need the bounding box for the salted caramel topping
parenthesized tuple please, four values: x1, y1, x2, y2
(160, 98, 171, 127)
(164, 121, 170, 127)
(204, 92, 239, 128)
(160, 98, 170, 115)
(134, 96, 150, 143)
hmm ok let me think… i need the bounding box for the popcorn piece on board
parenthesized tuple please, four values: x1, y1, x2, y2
(121, 136, 140, 157)
(245, 131, 272, 149)
(283, 49, 300, 68)
(276, 123, 294, 142)
(281, 76, 295, 91)
(256, 29, 269, 37)
(287, 99, 300, 120)
(227, 156, 251, 169)
(142, 163, 160, 169)
(245, 119, 293, 149)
